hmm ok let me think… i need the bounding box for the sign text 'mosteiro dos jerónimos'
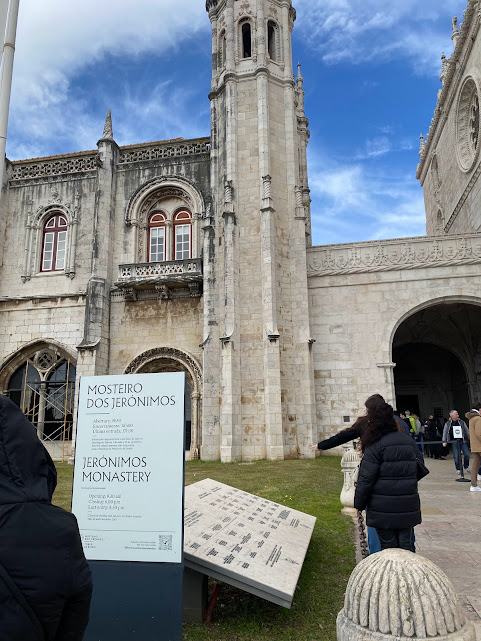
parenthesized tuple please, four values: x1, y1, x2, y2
(72, 373, 185, 563)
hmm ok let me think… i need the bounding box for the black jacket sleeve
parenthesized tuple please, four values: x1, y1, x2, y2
(354, 445, 381, 512)
(317, 426, 362, 450)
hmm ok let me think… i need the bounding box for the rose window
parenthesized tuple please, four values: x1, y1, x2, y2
(456, 76, 481, 172)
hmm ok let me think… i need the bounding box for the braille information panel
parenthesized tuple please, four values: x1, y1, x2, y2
(184, 479, 316, 608)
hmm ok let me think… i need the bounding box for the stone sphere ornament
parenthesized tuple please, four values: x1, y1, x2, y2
(337, 549, 476, 641)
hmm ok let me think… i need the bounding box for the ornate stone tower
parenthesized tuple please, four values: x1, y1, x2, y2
(204, 0, 315, 462)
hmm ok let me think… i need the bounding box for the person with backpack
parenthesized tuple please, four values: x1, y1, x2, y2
(0, 395, 92, 641)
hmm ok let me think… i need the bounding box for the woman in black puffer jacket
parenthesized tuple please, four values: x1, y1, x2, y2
(0, 395, 92, 641)
(354, 396, 424, 551)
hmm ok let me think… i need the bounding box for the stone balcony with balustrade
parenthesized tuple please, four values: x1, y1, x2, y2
(114, 258, 203, 300)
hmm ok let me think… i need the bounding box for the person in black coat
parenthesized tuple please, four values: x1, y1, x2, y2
(310, 395, 410, 454)
(0, 395, 92, 641)
(354, 396, 424, 551)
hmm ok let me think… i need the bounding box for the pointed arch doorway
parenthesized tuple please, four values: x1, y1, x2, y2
(124, 348, 202, 459)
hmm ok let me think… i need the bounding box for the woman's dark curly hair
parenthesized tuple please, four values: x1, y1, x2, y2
(360, 394, 398, 452)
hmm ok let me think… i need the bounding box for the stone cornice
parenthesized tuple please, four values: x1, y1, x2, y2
(118, 138, 210, 165)
(10, 152, 99, 181)
(208, 70, 295, 99)
(417, 0, 479, 183)
(307, 232, 481, 277)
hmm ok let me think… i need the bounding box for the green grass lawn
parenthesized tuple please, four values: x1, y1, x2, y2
(53, 458, 355, 641)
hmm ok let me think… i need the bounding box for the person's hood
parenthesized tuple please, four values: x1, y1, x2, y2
(465, 410, 481, 420)
(0, 395, 57, 505)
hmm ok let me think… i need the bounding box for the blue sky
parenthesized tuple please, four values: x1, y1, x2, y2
(6, 0, 468, 245)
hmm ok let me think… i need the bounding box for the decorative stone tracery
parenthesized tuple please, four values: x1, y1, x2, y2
(308, 232, 481, 276)
(0, 339, 76, 394)
(456, 75, 481, 172)
(124, 347, 203, 458)
(22, 191, 80, 282)
(11, 153, 99, 181)
(125, 176, 204, 265)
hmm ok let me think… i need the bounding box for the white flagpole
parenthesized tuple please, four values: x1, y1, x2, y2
(0, 1, 9, 68)
(0, 0, 20, 190)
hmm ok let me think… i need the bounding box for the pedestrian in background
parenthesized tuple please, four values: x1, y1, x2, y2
(424, 414, 444, 459)
(442, 410, 470, 476)
(465, 404, 481, 492)
(413, 413, 423, 452)
(403, 411, 418, 440)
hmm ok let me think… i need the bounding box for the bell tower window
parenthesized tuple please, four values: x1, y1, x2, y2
(268, 21, 277, 61)
(219, 30, 226, 67)
(241, 21, 252, 58)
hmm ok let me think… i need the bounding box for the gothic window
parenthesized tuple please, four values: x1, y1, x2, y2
(267, 21, 279, 61)
(173, 210, 192, 260)
(41, 214, 68, 272)
(148, 211, 166, 262)
(219, 30, 226, 67)
(241, 20, 252, 58)
(7, 356, 76, 443)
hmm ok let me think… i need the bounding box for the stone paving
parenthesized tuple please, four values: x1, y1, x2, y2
(415, 455, 481, 639)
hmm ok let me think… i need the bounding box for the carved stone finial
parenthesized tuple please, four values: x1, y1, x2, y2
(297, 62, 303, 83)
(102, 109, 113, 140)
(419, 133, 425, 158)
(337, 549, 476, 641)
(296, 63, 306, 117)
(452, 15, 460, 47)
(440, 52, 449, 84)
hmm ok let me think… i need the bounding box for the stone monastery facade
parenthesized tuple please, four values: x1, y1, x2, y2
(2, 0, 481, 461)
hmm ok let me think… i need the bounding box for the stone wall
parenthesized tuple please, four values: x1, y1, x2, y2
(308, 232, 481, 445)
(418, 3, 481, 236)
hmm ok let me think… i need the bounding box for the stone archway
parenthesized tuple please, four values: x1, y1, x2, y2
(0, 339, 77, 460)
(391, 302, 481, 419)
(124, 347, 202, 459)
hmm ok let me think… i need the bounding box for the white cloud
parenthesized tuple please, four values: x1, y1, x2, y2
(12, 0, 207, 106)
(295, 0, 467, 75)
(308, 150, 426, 245)
(7, 0, 209, 158)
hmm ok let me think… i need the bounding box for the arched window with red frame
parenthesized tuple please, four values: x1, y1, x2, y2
(148, 211, 166, 262)
(173, 210, 192, 260)
(41, 214, 68, 272)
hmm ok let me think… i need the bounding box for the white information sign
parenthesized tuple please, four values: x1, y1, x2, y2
(72, 373, 185, 563)
(452, 424, 463, 439)
(184, 479, 316, 608)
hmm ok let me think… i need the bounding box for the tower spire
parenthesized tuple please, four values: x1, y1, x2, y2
(296, 63, 305, 117)
(101, 109, 113, 140)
